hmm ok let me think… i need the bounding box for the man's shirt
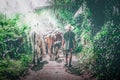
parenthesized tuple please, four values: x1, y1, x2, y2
(63, 31, 75, 50)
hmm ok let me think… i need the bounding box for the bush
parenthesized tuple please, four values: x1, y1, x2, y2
(93, 22, 120, 80)
(20, 54, 32, 67)
(0, 59, 28, 80)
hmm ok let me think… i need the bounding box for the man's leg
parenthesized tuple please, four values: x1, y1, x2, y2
(69, 53, 72, 67)
(69, 49, 72, 67)
(65, 50, 68, 66)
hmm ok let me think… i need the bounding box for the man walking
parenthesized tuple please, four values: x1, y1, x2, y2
(62, 24, 76, 67)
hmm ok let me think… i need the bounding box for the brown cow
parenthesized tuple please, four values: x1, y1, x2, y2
(52, 32, 62, 60)
(44, 34, 53, 59)
(43, 31, 63, 61)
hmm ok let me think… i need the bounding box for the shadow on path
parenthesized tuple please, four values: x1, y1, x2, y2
(31, 61, 48, 71)
(65, 66, 83, 76)
(65, 60, 83, 76)
(56, 58, 64, 63)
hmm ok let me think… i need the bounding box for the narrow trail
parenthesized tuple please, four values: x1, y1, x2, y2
(21, 53, 95, 80)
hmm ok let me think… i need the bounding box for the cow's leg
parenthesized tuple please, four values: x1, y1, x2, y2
(56, 47, 59, 58)
(35, 53, 38, 65)
(51, 45, 54, 60)
(37, 47, 41, 64)
(32, 41, 36, 65)
(55, 46, 59, 60)
(48, 47, 52, 60)
(40, 48, 42, 61)
(33, 49, 36, 65)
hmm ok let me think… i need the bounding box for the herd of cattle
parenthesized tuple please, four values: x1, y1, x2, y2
(31, 31, 63, 65)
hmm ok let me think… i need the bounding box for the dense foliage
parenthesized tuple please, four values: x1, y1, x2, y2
(0, 14, 32, 80)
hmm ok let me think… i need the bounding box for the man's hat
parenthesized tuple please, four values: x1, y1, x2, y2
(64, 24, 74, 30)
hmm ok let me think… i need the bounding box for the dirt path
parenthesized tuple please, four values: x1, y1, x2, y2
(21, 53, 95, 80)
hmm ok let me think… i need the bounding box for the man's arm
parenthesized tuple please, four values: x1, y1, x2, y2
(73, 32, 76, 49)
(73, 39, 76, 49)
(62, 33, 65, 49)
(62, 38, 64, 48)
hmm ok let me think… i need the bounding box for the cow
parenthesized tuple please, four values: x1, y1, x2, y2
(52, 32, 62, 60)
(44, 34, 53, 60)
(30, 32, 46, 65)
(44, 31, 62, 60)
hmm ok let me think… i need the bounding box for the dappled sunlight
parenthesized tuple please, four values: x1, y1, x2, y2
(23, 10, 61, 36)
(0, 0, 119, 80)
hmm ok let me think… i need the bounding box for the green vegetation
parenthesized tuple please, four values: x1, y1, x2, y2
(0, 14, 32, 80)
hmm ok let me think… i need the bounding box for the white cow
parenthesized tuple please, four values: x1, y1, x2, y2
(30, 31, 46, 65)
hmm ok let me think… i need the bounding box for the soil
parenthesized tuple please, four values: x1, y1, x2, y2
(20, 54, 96, 80)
